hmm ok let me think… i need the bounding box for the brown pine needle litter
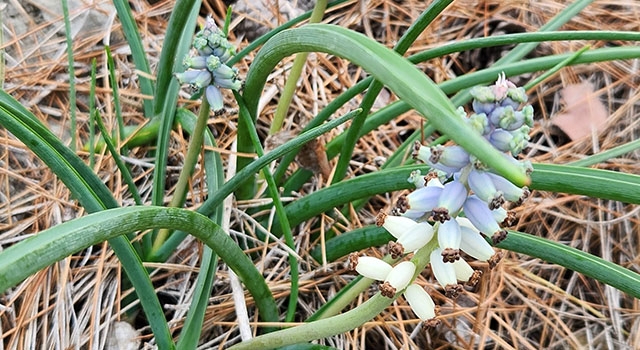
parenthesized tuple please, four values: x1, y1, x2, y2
(1, 0, 640, 348)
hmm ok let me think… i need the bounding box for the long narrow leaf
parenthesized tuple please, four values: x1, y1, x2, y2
(243, 24, 531, 186)
(0, 91, 174, 348)
(531, 163, 640, 204)
(331, 0, 453, 184)
(151, 108, 360, 260)
(150, 0, 201, 210)
(497, 231, 640, 299)
(289, 163, 640, 258)
(111, 0, 154, 117)
(0, 206, 279, 327)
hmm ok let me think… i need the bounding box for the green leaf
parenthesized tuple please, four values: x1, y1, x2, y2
(243, 24, 529, 186)
(273, 165, 425, 235)
(498, 231, 640, 299)
(150, 0, 201, 210)
(152, 109, 360, 260)
(0, 91, 174, 348)
(331, 0, 453, 183)
(111, 0, 154, 117)
(530, 163, 640, 204)
(0, 206, 280, 327)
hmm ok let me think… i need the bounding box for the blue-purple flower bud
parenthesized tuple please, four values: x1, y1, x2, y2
(506, 86, 527, 104)
(488, 128, 514, 153)
(212, 45, 235, 63)
(413, 142, 463, 175)
(175, 70, 211, 88)
(183, 55, 208, 70)
(470, 86, 496, 104)
(498, 105, 532, 130)
(508, 126, 530, 156)
(462, 195, 507, 244)
(205, 85, 224, 113)
(437, 219, 462, 262)
(486, 172, 530, 205)
(211, 63, 238, 81)
(489, 105, 514, 127)
(406, 185, 442, 212)
(433, 145, 470, 169)
(214, 77, 243, 91)
(193, 37, 212, 55)
(467, 169, 504, 209)
(206, 55, 222, 71)
(472, 100, 496, 116)
(432, 180, 467, 222)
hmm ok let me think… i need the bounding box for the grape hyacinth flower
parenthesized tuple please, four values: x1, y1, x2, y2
(175, 16, 242, 114)
(349, 254, 440, 326)
(351, 74, 532, 326)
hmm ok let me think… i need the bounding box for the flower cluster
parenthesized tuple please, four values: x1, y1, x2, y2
(350, 74, 532, 326)
(175, 16, 242, 114)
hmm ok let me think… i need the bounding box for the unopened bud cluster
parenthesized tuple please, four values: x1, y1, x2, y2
(350, 74, 532, 326)
(175, 16, 242, 114)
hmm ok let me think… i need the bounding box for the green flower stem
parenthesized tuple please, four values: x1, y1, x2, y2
(152, 99, 211, 254)
(270, 0, 327, 134)
(308, 254, 397, 321)
(150, 0, 200, 218)
(228, 293, 392, 350)
(236, 92, 299, 322)
(173, 107, 225, 345)
(236, 243, 439, 348)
